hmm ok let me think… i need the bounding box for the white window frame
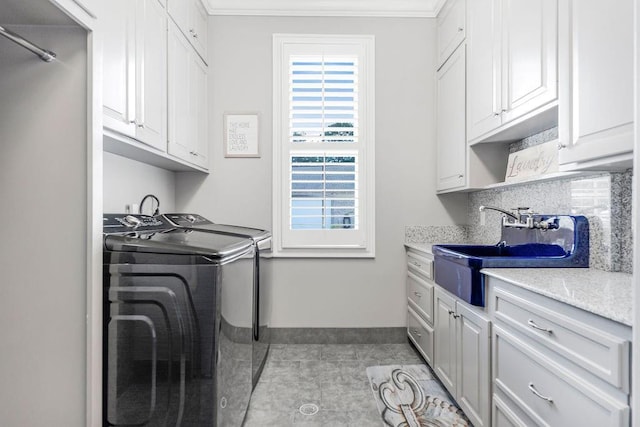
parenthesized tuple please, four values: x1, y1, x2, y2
(272, 34, 375, 258)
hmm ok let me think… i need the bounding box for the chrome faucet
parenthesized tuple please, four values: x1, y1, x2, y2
(479, 205, 534, 228)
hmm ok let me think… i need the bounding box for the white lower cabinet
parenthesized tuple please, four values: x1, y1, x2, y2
(407, 306, 435, 367)
(405, 247, 435, 367)
(493, 325, 629, 426)
(433, 286, 491, 427)
(488, 276, 631, 427)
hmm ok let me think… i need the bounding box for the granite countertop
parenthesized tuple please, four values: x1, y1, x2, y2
(482, 268, 633, 327)
(404, 242, 633, 326)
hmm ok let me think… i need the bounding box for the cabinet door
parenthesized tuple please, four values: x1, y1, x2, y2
(466, 0, 502, 141)
(190, 53, 208, 168)
(135, 0, 167, 151)
(102, 0, 136, 137)
(167, 22, 194, 161)
(456, 301, 491, 427)
(436, 45, 466, 191)
(167, 0, 189, 35)
(437, 0, 466, 67)
(190, 0, 208, 60)
(71, 0, 98, 17)
(558, 0, 633, 168)
(501, 0, 557, 125)
(434, 288, 457, 397)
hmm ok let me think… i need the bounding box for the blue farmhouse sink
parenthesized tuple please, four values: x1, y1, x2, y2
(432, 215, 589, 307)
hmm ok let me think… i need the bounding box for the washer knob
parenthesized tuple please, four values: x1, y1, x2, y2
(124, 215, 142, 228)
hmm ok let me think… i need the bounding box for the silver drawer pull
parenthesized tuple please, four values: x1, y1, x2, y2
(412, 328, 422, 338)
(413, 291, 422, 298)
(528, 382, 553, 403)
(528, 319, 553, 334)
(410, 260, 422, 268)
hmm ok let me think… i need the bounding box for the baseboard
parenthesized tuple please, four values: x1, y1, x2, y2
(269, 327, 407, 344)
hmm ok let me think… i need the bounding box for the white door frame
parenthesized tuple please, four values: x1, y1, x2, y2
(49, 1, 103, 425)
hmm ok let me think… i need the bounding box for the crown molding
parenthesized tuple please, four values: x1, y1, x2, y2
(204, 0, 446, 18)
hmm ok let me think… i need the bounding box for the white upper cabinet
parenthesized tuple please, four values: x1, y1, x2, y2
(135, 0, 168, 150)
(558, 0, 633, 170)
(71, 0, 99, 17)
(167, 0, 208, 61)
(102, 0, 134, 138)
(467, 0, 558, 144)
(168, 21, 209, 169)
(102, 0, 167, 151)
(437, 0, 466, 68)
(436, 45, 467, 191)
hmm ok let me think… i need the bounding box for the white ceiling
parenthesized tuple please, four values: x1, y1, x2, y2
(205, 0, 446, 18)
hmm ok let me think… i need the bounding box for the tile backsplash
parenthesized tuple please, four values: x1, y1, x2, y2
(467, 171, 633, 272)
(407, 128, 634, 273)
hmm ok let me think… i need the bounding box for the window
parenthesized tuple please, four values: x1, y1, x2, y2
(273, 34, 375, 257)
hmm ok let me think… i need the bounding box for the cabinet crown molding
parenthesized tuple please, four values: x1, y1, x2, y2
(205, 0, 445, 17)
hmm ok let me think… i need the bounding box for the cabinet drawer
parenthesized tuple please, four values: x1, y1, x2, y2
(494, 326, 629, 427)
(407, 271, 434, 324)
(492, 394, 528, 427)
(407, 252, 433, 280)
(407, 307, 434, 367)
(493, 286, 629, 391)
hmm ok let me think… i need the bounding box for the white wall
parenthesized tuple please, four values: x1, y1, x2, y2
(103, 152, 177, 214)
(0, 25, 87, 426)
(176, 16, 467, 328)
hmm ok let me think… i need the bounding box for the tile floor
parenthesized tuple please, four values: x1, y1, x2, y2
(243, 342, 425, 426)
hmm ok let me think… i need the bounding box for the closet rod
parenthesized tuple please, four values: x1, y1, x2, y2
(0, 25, 56, 62)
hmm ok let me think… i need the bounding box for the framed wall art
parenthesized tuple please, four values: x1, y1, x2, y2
(224, 113, 260, 158)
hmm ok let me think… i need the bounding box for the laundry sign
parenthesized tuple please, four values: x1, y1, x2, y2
(504, 139, 559, 182)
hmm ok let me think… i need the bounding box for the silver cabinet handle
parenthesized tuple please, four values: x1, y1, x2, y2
(448, 310, 455, 315)
(410, 260, 422, 268)
(411, 328, 422, 338)
(458, 27, 464, 32)
(413, 291, 422, 298)
(528, 383, 553, 403)
(452, 314, 460, 319)
(528, 319, 553, 334)
(558, 142, 568, 150)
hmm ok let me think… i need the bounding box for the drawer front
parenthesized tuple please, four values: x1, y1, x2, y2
(493, 286, 629, 390)
(407, 271, 434, 324)
(407, 252, 433, 280)
(493, 326, 629, 427)
(407, 307, 434, 367)
(492, 394, 528, 427)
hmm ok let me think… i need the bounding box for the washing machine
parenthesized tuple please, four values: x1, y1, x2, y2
(160, 213, 272, 388)
(103, 214, 255, 426)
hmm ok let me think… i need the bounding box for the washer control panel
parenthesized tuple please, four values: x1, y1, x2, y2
(163, 213, 213, 226)
(103, 214, 170, 232)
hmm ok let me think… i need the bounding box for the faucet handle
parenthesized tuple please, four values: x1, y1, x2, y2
(514, 207, 533, 215)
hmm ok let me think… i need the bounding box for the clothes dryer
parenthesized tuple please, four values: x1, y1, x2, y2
(103, 214, 255, 426)
(160, 213, 272, 388)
